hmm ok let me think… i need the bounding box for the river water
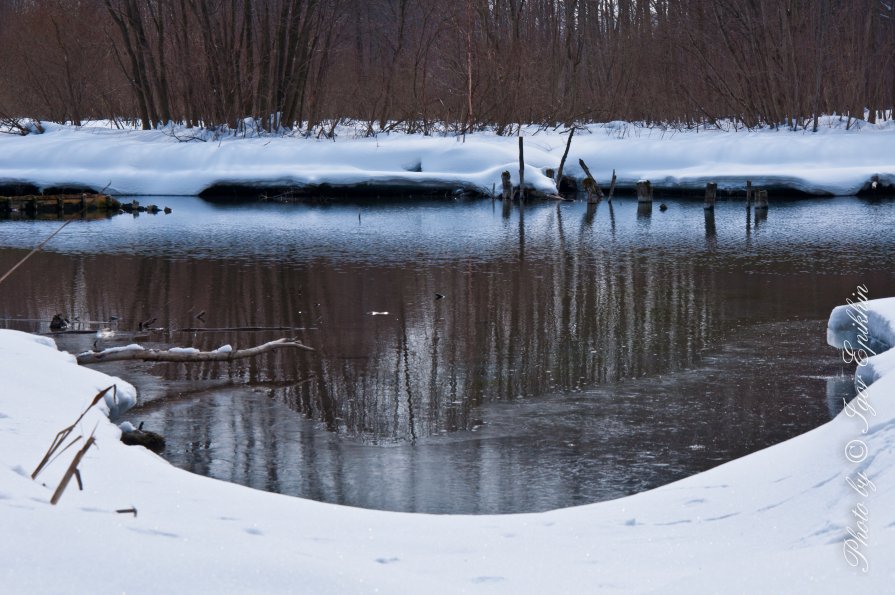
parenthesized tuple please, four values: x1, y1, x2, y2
(1, 196, 892, 513)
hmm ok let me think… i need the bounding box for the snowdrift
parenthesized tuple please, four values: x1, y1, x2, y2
(2, 118, 895, 198)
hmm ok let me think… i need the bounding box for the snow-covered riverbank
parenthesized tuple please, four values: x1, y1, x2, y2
(1, 297, 893, 593)
(2, 118, 895, 198)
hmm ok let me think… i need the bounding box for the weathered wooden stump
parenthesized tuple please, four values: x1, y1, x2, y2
(704, 182, 717, 210)
(755, 189, 769, 209)
(636, 180, 653, 203)
(578, 159, 603, 203)
(582, 178, 600, 204)
(501, 171, 513, 201)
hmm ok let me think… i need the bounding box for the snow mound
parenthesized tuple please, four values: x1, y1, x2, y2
(2, 121, 895, 196)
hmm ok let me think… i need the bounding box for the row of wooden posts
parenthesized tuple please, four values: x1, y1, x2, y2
(499, 136, 769, 209)
(699, 180, 769, 210)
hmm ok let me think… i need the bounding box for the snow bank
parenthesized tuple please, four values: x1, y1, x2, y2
(2, 118, 894, 197)
(1, 303, 894, 592)
(828, 294, 895, 389)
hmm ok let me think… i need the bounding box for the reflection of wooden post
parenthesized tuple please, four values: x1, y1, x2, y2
(583, 201, 597, 226)
(607, 169, 617, 202)
(704, 208, 716, 238)
(518, 137, 525, 200)
(746, 180, 753, 205)
(704, 182, 717, 210)
(501, 171, 513, 200)
(636, 180, 652, 203)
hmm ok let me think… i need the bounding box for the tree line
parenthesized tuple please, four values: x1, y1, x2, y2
(1, 0, 893, 133)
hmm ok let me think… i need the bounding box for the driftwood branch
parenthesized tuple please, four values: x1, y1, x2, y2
(76, 338, 314, 365)
(555, 127, 575, 190)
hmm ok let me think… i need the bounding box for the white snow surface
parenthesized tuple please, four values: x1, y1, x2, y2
(2, 301, 895, 592)
(167, 347, 201, 355)
(2, 117, 895, 196)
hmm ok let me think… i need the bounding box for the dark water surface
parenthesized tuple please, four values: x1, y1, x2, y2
(1, 196, 892, 513)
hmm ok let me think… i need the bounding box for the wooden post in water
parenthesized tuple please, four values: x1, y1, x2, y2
(755, 189, 769, 209)
(79, 193, 87, 212)
(636, 180, 653, 203)
(501, 171, 513, 200)
(0, 197, 10, 216)
(518, 137, 526, 201)
(578, 159, 603, 203)
(555, 127, 575, 193)
(745, 180, 753, 206)
(704, 182, 717, 210)
(56, 196, 65, 213)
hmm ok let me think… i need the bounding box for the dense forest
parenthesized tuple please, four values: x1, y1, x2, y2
(1, 0, 893, 133)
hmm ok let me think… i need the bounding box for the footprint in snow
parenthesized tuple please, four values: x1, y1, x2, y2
(128, 527, 180, 539)
(244, 527, 263, 536)
(375, 557, 399, 565)
(471, 576, 505, 584)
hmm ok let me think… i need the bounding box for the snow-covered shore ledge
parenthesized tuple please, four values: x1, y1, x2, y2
(2, 295, 894, 592)
(2, 118, 895, 198)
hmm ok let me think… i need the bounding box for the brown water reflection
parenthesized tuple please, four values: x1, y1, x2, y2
(1, 197, 892, 512)
(1, 236, 719, 443)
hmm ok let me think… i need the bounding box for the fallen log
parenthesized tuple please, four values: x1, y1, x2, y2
(0, 193, 119, 216)
(76, 338, 314, 365)
(175, 326, 316, 333)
